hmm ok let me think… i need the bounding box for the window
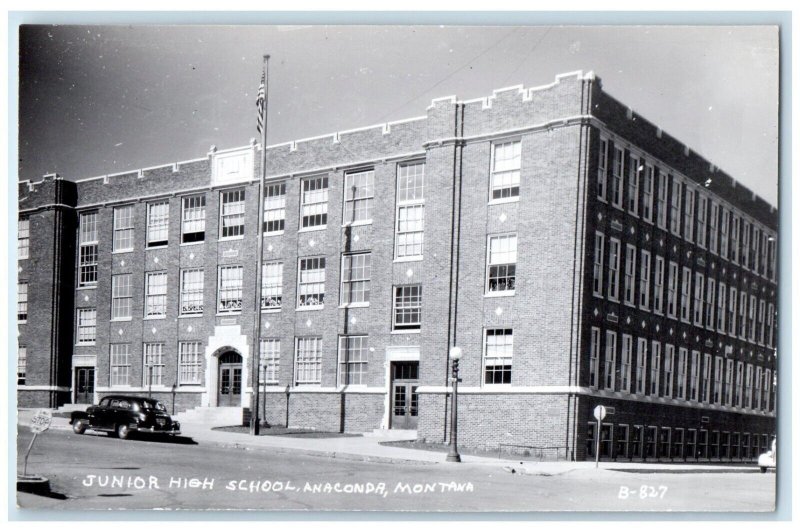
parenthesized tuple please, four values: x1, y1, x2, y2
(341, 252, 372, 305)
(295, 337, 322, 385)
(649, 341, 661, 397)
(760, 231, 769, 278)
(484, 328, 513, 385)
(17, 346, 26, 385)
(490, 140, 521, 200)
(487, 234, 517, 294)
(180, 269, 204, 315)
(619, 334, 633, 392)
(18, 218, 30, 259)
(713, 356, 723, 404)
(741, 220, 751, 268)
(611, 147, 624, 208)
(181, 195, 206, 243)
(642, 164, 654, 223)
(702, 353, 712, 403)
(77, 308, 97, 344)
(298, 257, 326, 307)
(653, 256, 665, 314)
(143, 343, 165, 386)
(301, 176, 328, 229)
(337, 336, 369, 386)
(724, 359, 734, 406)
(78, 212, 99, 287)
(666, 261, 678, 319)
(767, 303, 775, 348)
(745, 364, 754, 409)
(111, 274, 132, 320)
(145, 272, 168, 318)
(624, 244, 636, 306)
(680, 267, 692, 323)
(735, 361, 744, 407)
(589, 327, 600, 389)
(113, 205, 135, 251)
(344, 169, 375, 223)
(396, 162, 425, 259)
(752, 227, 761, 273)
(729, 214, 740, 264)
(762, 369, 771, 412)
(754, 366, 763, 410)
(178, 342, 203, 385)
(693, 272, 704, 326)
(593, 232, 605, 297)
(705, 277, 716, 330)
(683, 186, 695, 242)
(260, 339, 281, 384)
(696, 193, 707, 248)
(261, 261, 283, 310)
(146, 200, 169, 247)
(748, 295, 757, 342)
(709, 201, 719, 254)
(720, 208, 730, 260)
(604, 331, 617, 391)
(17, 282, 28, 322)
(635, 337, 647, 395)
(669, 176, 681, 236)
(767, 234, 777, 281)
(728, 286, 737, 336)
(393, 285, 422, 331)
(663, 344, 675, 397)
(639, 250, 651, 310)
(656, 169, 668, 229)
(717, 282, 727, 332)
(627, 155, 639, 215)
(217, 265, 243, 313)
(608, 238, 621, 301)
(676, 347, 688, 399)
(597, 137, 608, 201)
(110, 344, 131, 386)
(689, 350, 700, 402)
(263, 182, 286, 234)
(220, 189, 246, 238)
(738, 291, 747, 339)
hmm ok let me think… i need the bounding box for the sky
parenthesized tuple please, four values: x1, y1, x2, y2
(17, 25, 779, 204)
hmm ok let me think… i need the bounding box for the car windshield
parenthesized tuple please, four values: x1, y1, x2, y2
(141, 399, 167, 412)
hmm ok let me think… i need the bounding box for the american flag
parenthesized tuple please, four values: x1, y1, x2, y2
(256, 70, 266, 134)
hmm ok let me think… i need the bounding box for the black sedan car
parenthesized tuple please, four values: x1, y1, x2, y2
(70, 395, 181, 439)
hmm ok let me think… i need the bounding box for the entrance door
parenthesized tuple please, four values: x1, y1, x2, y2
(390, 361, 419, 429)
(218, 352, 242, 407)
(75, 367, 95, 404)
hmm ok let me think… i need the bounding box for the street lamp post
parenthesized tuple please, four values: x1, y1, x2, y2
(446, 346, 462, 463)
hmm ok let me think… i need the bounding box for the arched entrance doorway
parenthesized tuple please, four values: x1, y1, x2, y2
(217, 351, 243, 407)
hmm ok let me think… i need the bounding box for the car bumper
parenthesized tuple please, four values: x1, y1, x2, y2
(130, 424, 181, 435)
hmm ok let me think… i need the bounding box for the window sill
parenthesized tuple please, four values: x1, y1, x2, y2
(263, 231, 285, 237)
(180, 241, 205, 247)
(488, 197, 519, 206)
(112, 249, 134, 255)
(143, 316, 167, 321)
(298, 226, 326, 233)
(218, 236, 245, 242)
(342, 220, 373, 228)
(608, 297, 620, 304)
(111, 317, 133, 322)
(145, 244, 169, 250)
(295, 306, 324, 312)
(75, 342, 96, 347)
(596, 197, 608, 204)
(76, 286, 97, 291)
(339, 303, 370, 309)
(261, 308, 282, 313)
(178, 314, 204, 319)
(215, 312, 242, 316)
(623, 301, 637, 309)
(391, 329, 421, 334)
(484, 291, 515, 298)
(394, 256, 423, 263)
(593, 292, 603, 299)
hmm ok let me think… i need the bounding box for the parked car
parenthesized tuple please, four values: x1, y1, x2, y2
(757, 438, 776, 473)
(70, 395, 180, 440)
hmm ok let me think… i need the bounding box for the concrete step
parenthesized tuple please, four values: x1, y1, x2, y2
(54, 403, 92, 414)
(365, 428, 417, 441)
(174, 406, 245, 426)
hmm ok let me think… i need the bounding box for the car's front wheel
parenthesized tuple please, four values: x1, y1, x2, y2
(116, 424, 130, 440)
(760, 466, 767, 473)
(72, 419, 87, 435)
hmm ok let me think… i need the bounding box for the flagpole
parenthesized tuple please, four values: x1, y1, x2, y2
(250, 54, 270, 436)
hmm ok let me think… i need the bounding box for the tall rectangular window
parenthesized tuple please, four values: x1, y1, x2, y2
(393, 285, 422, 331)
(689, 350, 700, 402)
(767, 303, 775, 348)
(180, 269, 204, 315)
(735, 361, 744, 407)
(752, 227, 761, 273)
(143, 343, 165, 386)
(301, 176, 329, 229)
(220, 189, 245, 238)
(627, 155, 640, 215)
(113, 205, 135, 252)
(767, 234, 776, 281)
(608, 238, 621, 301)
(604, 331, 617, 391)
(611, 147, 624, 208)
(295, 337, 322, 385)
(759, 231, 769, 278)
(741, 220, 751, 269)
(720, 208, 730, 260)
(597, 137, 608, 201)
(593, 232, 605, 297)
(181, 195, 206, 243)
(696, 193, 707, 249)
(709, 201, 719, 254)
(642, 164, 654, 223)
(669, 176, 681, 236)
(666, 261, 679, 319)
(178, 342, 203, 385)
(683, 186, 695, 242)
(763, 369, 771, 412)
(713, 356, 723, 404)
(17, 282, 28, 322)
(653, 256, 665, 314)
(260, 339, 281, 384)
(344, 169, 375, 223)
(748, 294, 757, 341)
(396, 162, 425, 259)
(717, 282, 727, 332)
(676, 347, 688, 400)
(298, 257, 325, 308)
(217, 265, 243, 313)
(338, 336, 369, 386)
(702, 353, 712, 403)
(110, 344, 131, 387)
(341, 252, 372, 305)
(738, 291, 748, 339)
(635, 337, 647, 395)
(146, 200, 169, 247)
(78, 212, 99, 287)
(589, 327, 601, 389)
(261, 261, 283, 310)
(680, 267, 692, 323)
(17, 218, 30, 259)
(487, 234, 517, 294)
(77, 308, 97, 344)
(724, 359, 734, 406)
(728, 286, 738, 336)
(144, 271, 168, 318)
(729, 215, 740, 264)
(639, 250, 651, 310)
(693, 272, 705, 326)
(649, 341, 661, 397)
(754, 366, 763, 410)
(663, 344, 675, 397)
(484, 329, 513, 385)
(263, 182, 286, 234)
(490, 140, 521, 200)
(624, 244, 637, 306)
(745, 364, 754, 409)
(656, 169, 668, 229)
(17, 346, 26, 385)
(111, 273, 132, 320)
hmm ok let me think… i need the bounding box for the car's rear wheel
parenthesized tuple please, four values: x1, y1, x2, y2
(116, 424, 130, 440)
(72, 419, 87, 435)
(760, 466, 767, 473)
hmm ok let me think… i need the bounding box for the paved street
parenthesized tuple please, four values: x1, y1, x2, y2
(16, 426, 775, 512)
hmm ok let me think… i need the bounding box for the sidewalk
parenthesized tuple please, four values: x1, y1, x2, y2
(18, 409, 761, 474)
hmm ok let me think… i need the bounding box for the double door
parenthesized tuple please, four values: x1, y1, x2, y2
(390, 362, 419, 430)
(75, 367, 95, 404)
(218, 352, 242, 406)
